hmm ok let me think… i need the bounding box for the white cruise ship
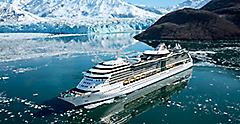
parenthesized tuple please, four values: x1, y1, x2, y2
(59, 44, 193, 106)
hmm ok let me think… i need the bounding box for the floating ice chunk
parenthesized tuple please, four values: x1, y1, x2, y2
(33, 93, 38, 96)
(227, 106, 234, 109)
(21, 99, 27, 103)
(1, 77, 9, 80)
(13, 67, 36, 74)
(25, 101, 31, 105)
(79, 109, 83, 112)
(176, 103, 181, 107)
(34, 105, 38, 109)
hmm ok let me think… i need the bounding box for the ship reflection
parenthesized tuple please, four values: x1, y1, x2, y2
(100, 68, 192, 124)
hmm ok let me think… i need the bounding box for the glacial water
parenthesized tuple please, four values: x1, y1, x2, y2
(0, 33, 239, 124)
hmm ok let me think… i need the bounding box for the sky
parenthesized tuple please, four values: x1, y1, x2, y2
(126, 0, 186, 7)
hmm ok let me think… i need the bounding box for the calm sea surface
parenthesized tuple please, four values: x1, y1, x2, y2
(0, 33, 239, 124)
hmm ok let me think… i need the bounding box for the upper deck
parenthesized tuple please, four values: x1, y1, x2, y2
(85, 43, 187, 77)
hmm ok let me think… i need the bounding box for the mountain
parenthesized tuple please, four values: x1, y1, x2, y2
(13, 0, 159, 19)
(135, 5, 163, 15)
(134, 0, 240, 41)
(173, 0, 211, 9)
(201, 0, 240, 28)
(0, 0, 162, 34)
(164, 0, 211, 12)
(0, 1, 45, 23)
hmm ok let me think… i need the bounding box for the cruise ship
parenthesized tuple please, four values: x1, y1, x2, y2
(59, 44, 193, 106)
(101, 68, 192, 123)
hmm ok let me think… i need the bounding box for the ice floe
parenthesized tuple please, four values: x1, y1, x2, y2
(0, 76, 9, 80)
(13, 67, 37, 74)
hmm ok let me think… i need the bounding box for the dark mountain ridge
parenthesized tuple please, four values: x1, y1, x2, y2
(134, 0, 240, 40)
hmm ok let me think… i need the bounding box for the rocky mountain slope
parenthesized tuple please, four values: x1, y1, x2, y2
(134, 0, 240, 40)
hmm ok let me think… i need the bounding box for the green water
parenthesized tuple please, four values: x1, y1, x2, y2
(0, 33, 239, 124)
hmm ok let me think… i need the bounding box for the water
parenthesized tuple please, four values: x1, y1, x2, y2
(0, 33, 239, 124)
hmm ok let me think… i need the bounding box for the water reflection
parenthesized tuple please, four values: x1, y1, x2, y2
(0, 33, 142, 63)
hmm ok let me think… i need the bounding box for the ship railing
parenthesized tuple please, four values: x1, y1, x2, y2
(123, 68, 161, 86)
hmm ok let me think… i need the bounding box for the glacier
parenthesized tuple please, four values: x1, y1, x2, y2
(0, 0, 211, 34)
(0, 18, 157, 34)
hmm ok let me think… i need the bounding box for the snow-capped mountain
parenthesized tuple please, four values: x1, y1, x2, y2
(0, 1, 45, 23)
(166, 0, 211, 11)
(0, 0, 161, 34)
(135, 5, 163, 15)
(11, 0, 160, 19)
